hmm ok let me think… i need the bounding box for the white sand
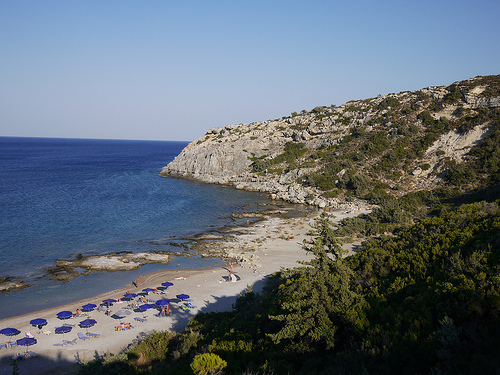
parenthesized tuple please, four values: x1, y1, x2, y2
(0, 208, 368, 374)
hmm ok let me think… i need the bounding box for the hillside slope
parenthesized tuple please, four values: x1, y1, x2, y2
(161, 75, 500, 209)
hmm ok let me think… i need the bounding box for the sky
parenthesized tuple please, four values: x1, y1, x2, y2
(1, 1, 499, 142)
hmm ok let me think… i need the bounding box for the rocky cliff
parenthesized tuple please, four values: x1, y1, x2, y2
(161, 75, 500, 209)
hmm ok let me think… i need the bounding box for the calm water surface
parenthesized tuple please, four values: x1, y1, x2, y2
(0, 137, 274, 318)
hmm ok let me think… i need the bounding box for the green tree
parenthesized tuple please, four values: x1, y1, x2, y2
(268, 214, 366, 352)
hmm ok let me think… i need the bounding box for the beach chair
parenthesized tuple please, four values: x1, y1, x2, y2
(25, 331, 34, 338)
(8, 341, 17, 348)
(64, 338, 77, 345)
(179, 305, 190, 312)
(185, 302, 197, 308)
(134, 317, 147, 323)
(86, 332, 100, 338)
(78, 332, 90, 340)
(53, 343, 65, 347)
(0, 343, 7, 350)
(27, 351, 38, 358)
(43, 330, 52, 335)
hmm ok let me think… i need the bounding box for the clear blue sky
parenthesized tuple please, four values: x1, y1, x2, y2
(1, 1, 498, 141)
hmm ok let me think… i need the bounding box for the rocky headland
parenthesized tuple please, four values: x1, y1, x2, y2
(161, 75, 500, 208)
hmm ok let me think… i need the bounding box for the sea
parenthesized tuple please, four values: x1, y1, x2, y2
(0, 137, 279, 319)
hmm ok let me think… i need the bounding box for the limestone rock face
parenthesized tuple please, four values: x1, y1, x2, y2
(162, 120, 292, 183)
(160, 75, 500, 208)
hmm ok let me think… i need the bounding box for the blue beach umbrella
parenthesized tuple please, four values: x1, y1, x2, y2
(82, 303, 97, 311)
(161, 282, 173, 287)
(176, 294, 190, 300)
(139, 303, 155, 310)
(0, 327, 20, 336)
(56, 310, 73, 319)
(79, 318, 97, 328)
(102, 298, 117, 305)
(30, 318, 47, 327)
(142, 288, 156, 293)
(123, 293, 137, 299)
(55, 325, 72, 340)
(55, 326, 72, 334)
(79, 318, 97, 332)
(16, 337, 37, 353)
(155, 299, 170, 306)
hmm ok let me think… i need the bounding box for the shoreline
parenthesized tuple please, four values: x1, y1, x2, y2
(0, 207, 369, 375)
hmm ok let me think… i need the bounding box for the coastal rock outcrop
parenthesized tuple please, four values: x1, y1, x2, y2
(0, 277, 28, 293)
(161, 75, 500, 207)
(49, 252, 170, 282)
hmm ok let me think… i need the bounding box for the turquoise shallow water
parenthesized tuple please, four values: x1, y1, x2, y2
(0, 137, 274, 318)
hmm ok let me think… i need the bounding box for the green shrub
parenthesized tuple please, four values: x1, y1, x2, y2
(378, 96, 400, 109)
(191, 353, 227, 375)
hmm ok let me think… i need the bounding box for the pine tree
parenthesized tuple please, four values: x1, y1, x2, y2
(268, 213, 366, 352)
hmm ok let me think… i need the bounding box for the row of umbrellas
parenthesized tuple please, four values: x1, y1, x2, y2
(0, 280, 189, 348)
(0, 318, 98, 353)
(0, 328, 38, 351)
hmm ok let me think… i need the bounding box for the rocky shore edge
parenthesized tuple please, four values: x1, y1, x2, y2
(0, 203, 320, 293)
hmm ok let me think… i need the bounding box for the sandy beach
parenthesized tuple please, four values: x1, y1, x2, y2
(0, 207, 368, 374)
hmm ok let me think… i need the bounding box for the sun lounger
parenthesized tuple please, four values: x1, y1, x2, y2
(134, 317, 147, 322)
(86, 332, 100, 338)
(78, 332, 90, 340)
(0, 343, 7, 349)
(64, 338, 77, 345)
(53, 343, 65, 347)
(27, 351, 38, 358)
(185, 302, 197, 308)
(179, 305, 190, 312)
(43, 330, 52, 335)
(9, 341, 17, 348)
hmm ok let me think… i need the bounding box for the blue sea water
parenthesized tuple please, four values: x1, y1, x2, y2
(0, 137, 274, 319)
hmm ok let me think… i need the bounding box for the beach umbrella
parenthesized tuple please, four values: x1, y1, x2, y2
(155, 299, 170, 306)
(79, 318, 97, 328)
(55, 326, 72, 334)
(123, 293, 137, 299)
(16, 337, 36, 353)
(139, 303, 155, 317)
(82, 303, 97, 311)
(142, 288, 156, 293)
(114, 310, 132, 318)
(102, 298, 117, 305)
(29, 318, 47, 327)
(56, 310, 73, 319)
(0, 327, 20, 336)
(161, 282, 173, 287)
(79, 318, 97, 333)
(176, 294, 190, 300)
(55, 325, 72, 339)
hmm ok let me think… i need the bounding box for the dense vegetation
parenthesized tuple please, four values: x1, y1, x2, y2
(78, 75, 500, 374)
(78, 200, 500, 374)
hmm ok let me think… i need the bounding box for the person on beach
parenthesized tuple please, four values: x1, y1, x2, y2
(135, 277, 140, 288)
(166, 303, 170, 316)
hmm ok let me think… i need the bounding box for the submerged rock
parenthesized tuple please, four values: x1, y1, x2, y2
(0, 277, 29, 293)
